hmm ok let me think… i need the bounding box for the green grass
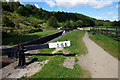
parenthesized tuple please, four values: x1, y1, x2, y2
(55, 30, 87, 56)
(91, 27, 120, 31)
(98, 28, 117, 31)
(89, 32, 119, 60)
(28, 30, 90, 78)
(29, 48, 55, 62)
(31, 55, 91, 78)
(84, 27, 90, 31)
(39, 48, 55, 53)
(55, 50, 63, 54)
(3, 30, 60, 45)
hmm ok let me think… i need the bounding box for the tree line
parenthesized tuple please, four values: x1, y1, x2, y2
(2, 1, 120, 29)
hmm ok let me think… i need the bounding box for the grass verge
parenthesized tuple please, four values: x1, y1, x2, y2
(28, 30, 90, 78)
(31, 55, 91, 78)
(89, 32, 119, 60)
(84, 27, 90, 31)
(55, 30, 87, 56)
(3, 30, 60, 45)
(28, 48, 55, 62)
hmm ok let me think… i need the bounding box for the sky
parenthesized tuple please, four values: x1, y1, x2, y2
(15, 0, 120, 21)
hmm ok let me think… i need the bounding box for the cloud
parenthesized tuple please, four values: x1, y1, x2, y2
(17, 0, 119, 2)
(115, 13, 118, 15)
(6, 0, 9, 2)
(107, 12, 114, 15)
(94, 16, 108, 20)
(34, 4, 39, 8)
(94, 16, 118, 21)
(116, 4, 120, 8)
(112, 16, 118, 19)
(20, 2, 24, 4)
(110, 7, 114, 9)
(45, 0, 56, 7)
(14, 0, 19, 2)
(88, 0, 112, 10)
(55, 0, 88, 9)
(47, 0, 113, 10)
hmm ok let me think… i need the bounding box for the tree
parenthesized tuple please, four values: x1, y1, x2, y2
(13, 2, 21, 11)
(69, 20, 74, 28)
(64, 20, 70, 28)
(2, 15, 9, 26)
(31, 21, 41, 28)
(112, 21, 119, 26)
(9, 1, 15, 12)
(25, 4, 33, 15)
(17, 6, 28, 16)
(2, 2, 10, 11)
(37, 9, 42, 18)
(75, 20, 83, 27)
(2, 15, 15, 27)
(47, 16, 59, 28)
(8, 20, 15, 28)
(2, 1, 21, 12)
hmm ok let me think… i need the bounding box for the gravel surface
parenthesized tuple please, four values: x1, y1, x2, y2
(1, 57, 49, 79)
(63, 57, 75, 69)
(78, 32, 118, 78)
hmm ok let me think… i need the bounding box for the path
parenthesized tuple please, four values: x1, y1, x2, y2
(0, 58, 49, 79)
(78, 32, 118, 78)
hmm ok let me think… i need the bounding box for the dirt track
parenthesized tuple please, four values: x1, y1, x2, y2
(78, 32, 118, 78)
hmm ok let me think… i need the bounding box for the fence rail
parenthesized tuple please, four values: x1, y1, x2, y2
(90, 26, 120, 41)
(2, 30, 65, 68)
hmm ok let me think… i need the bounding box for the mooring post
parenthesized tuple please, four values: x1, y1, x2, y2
(15, 43, 26, 69)
(116, 27, 118, 38)
(106, 27, 108, 35)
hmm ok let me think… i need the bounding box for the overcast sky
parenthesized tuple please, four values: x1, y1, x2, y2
(17, 0, 120, 21)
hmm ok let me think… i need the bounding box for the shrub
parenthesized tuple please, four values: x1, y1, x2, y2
(47, 16, 59, 28)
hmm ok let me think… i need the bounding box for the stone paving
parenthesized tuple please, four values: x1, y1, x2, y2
(63, 57, 75, 69)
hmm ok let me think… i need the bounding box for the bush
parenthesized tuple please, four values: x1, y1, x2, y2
(47, 16, 59, 28)
(2, 32, 10, 38)
(17, 6, 28, 16)
(2, 15, 15, 28)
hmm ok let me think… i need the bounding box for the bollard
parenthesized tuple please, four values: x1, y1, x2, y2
(116, 28, 118, 38)
(15, 43, 26, 69)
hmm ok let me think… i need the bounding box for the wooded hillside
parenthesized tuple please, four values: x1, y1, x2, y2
(2, 1, 120, 38)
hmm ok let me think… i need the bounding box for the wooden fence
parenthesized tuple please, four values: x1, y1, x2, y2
(90, 26, 120, 41)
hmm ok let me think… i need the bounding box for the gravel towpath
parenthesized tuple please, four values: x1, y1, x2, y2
(78, 32, 118, 78)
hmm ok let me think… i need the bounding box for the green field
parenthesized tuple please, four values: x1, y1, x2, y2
(90, 27, 120, 31)
(84, 27, 90, 31)
(89, 32, 119, 60)
(31, 55, 90, 78)
(2, 30, 60, 45)
(29, 48, 55, 62)
(28, 30, 90, 78)
(55, 30, 88, 56)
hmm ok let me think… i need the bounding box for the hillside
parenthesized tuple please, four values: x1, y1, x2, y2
(2, 2, 120, 38)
